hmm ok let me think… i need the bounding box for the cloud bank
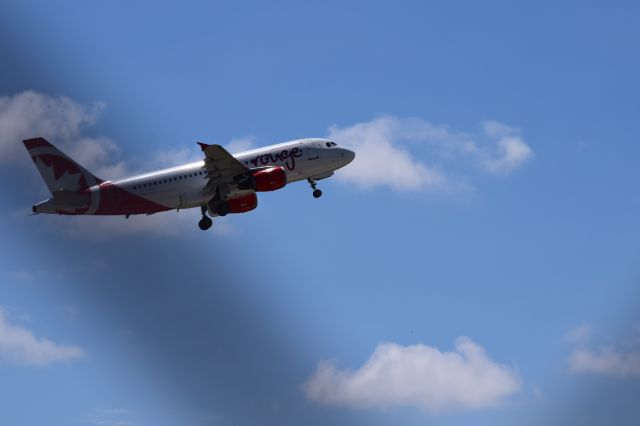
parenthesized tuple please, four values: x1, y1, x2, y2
(327, 116, 533, 192)
(303, 337, 521, 413)
(569, 347, 640, 377)
(0, 91, 130, 179)
(566, 322, 640, 378)
(0, 307, 84, 366)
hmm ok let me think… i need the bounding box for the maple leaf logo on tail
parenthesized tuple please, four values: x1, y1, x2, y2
(23, 138, 104, 193)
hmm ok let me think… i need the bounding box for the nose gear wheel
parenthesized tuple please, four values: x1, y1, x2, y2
(307, 178, 323, 198)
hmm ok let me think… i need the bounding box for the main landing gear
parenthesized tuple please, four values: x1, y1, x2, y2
(308, 178, 322, 198)
(199, 205, 213, 230)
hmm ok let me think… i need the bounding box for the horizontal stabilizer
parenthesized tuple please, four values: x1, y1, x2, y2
(52, 189, 91, 208)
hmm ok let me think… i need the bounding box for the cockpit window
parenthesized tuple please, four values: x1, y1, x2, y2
(325, 141, 338, 147)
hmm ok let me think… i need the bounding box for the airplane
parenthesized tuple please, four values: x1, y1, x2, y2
(23, 137, 355, 230)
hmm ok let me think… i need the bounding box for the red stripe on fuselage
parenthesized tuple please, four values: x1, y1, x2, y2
(95, 182, 171, 215)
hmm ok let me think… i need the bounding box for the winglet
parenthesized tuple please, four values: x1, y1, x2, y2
(197, 142, 209, 151)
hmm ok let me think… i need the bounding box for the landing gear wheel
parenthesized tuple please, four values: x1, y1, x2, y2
(198, 216, 213, 230)
(308, 178, 322, 199)
(199, 205, 213, 230)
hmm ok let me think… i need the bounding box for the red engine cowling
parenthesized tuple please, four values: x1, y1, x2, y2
(227, 192, 258, 213)
(252, 167, 287, 191)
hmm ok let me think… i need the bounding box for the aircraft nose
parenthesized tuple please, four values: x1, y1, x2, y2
(341, 148, 356, 164)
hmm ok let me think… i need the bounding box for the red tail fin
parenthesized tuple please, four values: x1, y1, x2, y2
(23, 137, 104, 193)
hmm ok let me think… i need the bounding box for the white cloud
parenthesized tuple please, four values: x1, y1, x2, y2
(303, 337, 521, 413)
(566, 322, 640, 378)
(148, 146, 202, 169)
(565, 323, 592, 344)
(0, 307, 84, 366)
(327, 117, 450, 192)
(0, 90, 206, 181)
(327, 116, 533, 192)
(0, 91, 133, 181)
(479, 121, 534, 175)
(225, 135, 256, 153)
(569, 347, 640, 377)
(0, 91, 107, 166)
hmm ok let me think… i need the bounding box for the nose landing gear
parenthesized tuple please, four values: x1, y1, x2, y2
(199, 205, 213, 230)
(308, 178, 322, 198)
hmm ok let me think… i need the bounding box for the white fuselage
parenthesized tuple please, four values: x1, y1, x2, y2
(102, 138, 353, 211)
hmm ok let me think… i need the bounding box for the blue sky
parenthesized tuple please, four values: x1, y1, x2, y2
(1, 1, 640, 425)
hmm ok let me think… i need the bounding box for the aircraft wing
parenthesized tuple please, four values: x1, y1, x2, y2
(198, 142, 248, 176)
(197, 142, 250, 196)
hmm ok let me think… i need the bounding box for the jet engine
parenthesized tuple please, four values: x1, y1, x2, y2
(239, 166, 287, 192)
(208, 192, 258, 216)
(227, 192, 258, 213)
